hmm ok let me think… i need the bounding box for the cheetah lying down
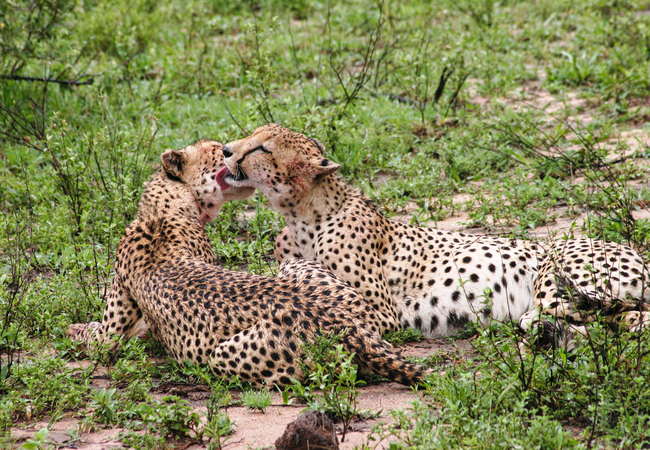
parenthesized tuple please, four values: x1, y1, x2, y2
(222, 124, 650, 349)
(67, 140, 427, 386)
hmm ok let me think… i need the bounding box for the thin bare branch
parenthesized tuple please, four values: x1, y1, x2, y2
(1, 74, 94, 86)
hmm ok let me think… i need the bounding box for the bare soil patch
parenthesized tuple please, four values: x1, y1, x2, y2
(8, 339, 473, 450)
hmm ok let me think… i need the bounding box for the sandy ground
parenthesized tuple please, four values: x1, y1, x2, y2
(8, 339, 475, 450)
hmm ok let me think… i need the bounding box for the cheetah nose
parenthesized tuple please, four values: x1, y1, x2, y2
(222, 146, 233, 158)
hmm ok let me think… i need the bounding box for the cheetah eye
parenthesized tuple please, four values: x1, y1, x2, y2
(252, 146, 271, 155)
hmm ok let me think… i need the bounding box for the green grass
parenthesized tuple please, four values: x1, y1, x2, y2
(241, 389, 273, 413)
(2, 0, 650, 447)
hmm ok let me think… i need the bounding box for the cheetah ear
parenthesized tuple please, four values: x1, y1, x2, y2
(309, 138, 326, 155)
(161, 149, 186, 178)
(313, 157, 341, 176)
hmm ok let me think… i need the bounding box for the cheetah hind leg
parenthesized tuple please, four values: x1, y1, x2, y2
(205, 318, 307, 388)
(607, 310, 650, 333)
(205, 316, 428, 388)
(519, 308, 650, 354)
(519, 310, 650, 355)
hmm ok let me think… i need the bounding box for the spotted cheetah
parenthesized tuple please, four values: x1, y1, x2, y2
(520, 238, 650, 349)
(66, 139, 427, 386)
(222, 124, 650, 348)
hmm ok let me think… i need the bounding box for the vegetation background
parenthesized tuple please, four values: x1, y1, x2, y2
(2, 0, 650, 448)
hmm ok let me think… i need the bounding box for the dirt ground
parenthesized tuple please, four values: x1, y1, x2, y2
(8, 339, 475, 450)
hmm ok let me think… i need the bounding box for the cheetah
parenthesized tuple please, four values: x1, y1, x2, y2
(66, 139, 427, 387)
(520, 238, 650, 349)
(221, 124, 650, 348)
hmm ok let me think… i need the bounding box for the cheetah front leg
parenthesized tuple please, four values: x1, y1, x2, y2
(606, 310, 650, 333)
(518, 308, 586, 352)
(66, 275, 147, 351)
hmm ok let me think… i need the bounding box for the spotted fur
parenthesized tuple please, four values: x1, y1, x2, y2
(223, 124, 650, 348)
(67, 140, 427, 386)
(520, 238, 650, 349)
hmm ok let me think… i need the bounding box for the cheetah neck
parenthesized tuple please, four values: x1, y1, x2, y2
(131, 171, 213, 261)
(278, 174, 356, 227)
(277, 174, 369, 259)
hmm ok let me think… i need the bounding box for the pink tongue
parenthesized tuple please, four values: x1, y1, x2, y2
(216, 166, 231, 190)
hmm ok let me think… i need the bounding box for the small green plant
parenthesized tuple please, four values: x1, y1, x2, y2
(20, 427, 53, 450)
(384, 328, 425, 346)
(118, 431, 168, 450)
(209, 383, 232, 410)
(156, 396, 201, 439)
(452, 0, 497, 29)
(90, 387, 119, 425)
(156, 360, 232, 388)
(241, 389, 272, 413)
(123, 379, 152, 403)
(175, 360, 216, 385)
(132, 396, 201, 441)
(203, 411, 234, 450)
(299, 329, 349, 373)
(277, 386, 294, 406)
(110, 339, 154, 383)
(0, 397, 13, 435)
(293, 330, 365, 441)
(305, 346, 364, 441)
(6, 356, 90, 421)
(203, 389, 235, 450)
(375, 395, 578, 449)
(547, 51, 599, 87)
(466, 317, 650, 447)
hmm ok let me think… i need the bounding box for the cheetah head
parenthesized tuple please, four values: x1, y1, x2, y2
(161, 140, 255, 224)
(221, 124, 340, 207)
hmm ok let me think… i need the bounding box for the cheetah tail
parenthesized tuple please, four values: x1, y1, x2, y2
(343, 328, 429, 386)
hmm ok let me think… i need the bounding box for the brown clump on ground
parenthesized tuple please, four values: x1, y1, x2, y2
(275, 410, 339, 450)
